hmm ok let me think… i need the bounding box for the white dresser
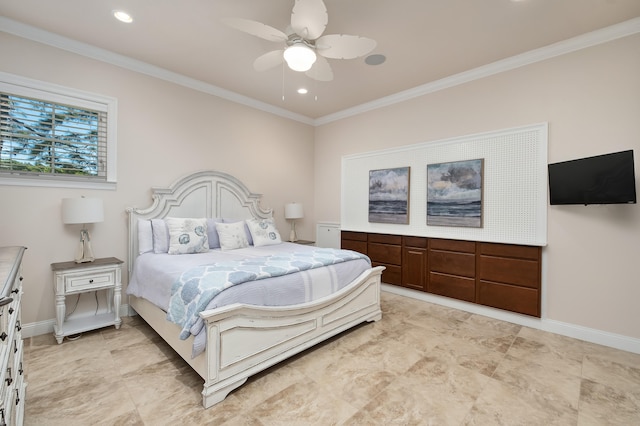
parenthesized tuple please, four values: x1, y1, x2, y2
(0, 246, 26, 426)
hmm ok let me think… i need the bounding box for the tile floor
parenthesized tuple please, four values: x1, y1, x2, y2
(23, 292, 640, 425)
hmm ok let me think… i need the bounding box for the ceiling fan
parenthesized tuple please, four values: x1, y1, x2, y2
(221, 0, 377, 81)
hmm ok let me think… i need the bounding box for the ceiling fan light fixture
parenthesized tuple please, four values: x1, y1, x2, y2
(283, 43, 317, 72)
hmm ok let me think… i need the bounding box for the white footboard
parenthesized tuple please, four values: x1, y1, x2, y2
(199, 266, 383, 408)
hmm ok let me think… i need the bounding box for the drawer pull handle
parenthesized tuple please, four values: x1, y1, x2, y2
(11, 288, 18, 294)
(14, 388, 19, 405)
(0, 332, 6, 342)
(89, 279, 94, 283)
(19, 362, 23, 376)
(16, 321, 21, 332)
(8, 308, 13, 315)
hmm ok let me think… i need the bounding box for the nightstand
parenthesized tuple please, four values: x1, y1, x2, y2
(51, 257, 123, 344)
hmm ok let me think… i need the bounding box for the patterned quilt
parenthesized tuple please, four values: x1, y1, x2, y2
(166, 248, 369, 339)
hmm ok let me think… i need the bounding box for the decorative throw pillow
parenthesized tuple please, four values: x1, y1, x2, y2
(246, 218, 282, 247)
(216, 221, 249, 251)
(166, 217, 209, 254)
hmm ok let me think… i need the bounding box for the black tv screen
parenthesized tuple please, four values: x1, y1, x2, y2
(548, 150, 637, 205)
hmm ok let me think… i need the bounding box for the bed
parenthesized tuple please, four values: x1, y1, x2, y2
(126, 170, 383, 408)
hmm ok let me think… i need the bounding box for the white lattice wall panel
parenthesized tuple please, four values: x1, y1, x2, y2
(341, 123, 548, 246)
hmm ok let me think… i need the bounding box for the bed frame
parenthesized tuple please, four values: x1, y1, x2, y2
(126, 170, 383, 408)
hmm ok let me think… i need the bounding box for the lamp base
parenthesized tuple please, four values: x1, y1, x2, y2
(75, 229, 95, 263)
(289, 229, 297, 243)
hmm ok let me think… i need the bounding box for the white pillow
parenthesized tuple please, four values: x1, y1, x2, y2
(165, 217, 209, 255)
(246, 218, 282, 247)
(206, 218, 224, 249)
(216, 221, 249, 251)
(137, 219, 154, 254)
(151, 218, 170, 253)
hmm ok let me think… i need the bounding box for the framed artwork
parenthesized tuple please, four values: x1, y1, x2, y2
(427, 159, 483, 227)
(368, 167, 410, 224)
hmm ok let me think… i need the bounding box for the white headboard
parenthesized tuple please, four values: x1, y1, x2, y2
(126, 170, 272, 278)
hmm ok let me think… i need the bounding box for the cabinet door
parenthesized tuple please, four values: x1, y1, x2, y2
(402, 247, 426, 291)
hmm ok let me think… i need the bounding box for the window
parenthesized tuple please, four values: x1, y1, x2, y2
(0, 72, 117, 189)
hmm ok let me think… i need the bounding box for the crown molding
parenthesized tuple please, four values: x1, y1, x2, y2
(0, 17, 315, 126)
(2, 16, 639, 127)
(315, 17, 640, 126)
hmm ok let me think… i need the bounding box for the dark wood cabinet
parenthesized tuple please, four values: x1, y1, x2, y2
(477, 242, 541, 316)
(428, 238, 476, 302)
(402, 236, 427, 291)
(340, 231, 368, 254)
(367, 234, 402, 285)
(341, 231, 542, 317)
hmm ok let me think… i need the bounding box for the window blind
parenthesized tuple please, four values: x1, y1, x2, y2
(0, 92, 108, 180)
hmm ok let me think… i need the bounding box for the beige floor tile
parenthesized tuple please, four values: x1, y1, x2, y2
(464, 377, 579, 425)
(22, 292, 640, 425)
(578, 378, 640, 425)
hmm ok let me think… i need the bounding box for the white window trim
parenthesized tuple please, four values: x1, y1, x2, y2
(0, 71, 117, 190)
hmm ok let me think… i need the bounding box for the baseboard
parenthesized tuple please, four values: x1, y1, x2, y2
(382, 284, 640, 355)
(22, 304, 132, 339)
(25, 295, 640, 355)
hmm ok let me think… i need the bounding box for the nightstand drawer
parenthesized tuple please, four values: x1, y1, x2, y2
(64, 270, 116, 292)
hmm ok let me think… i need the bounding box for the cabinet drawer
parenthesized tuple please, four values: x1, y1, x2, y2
(479, 242, 540, 260)
(429, 238, 476, 253)
(478, 257, 540, 289)
(429, 250, 475, 277)
(403, 236, 427, 248)
(341, 231, 368, 242)
(478, 280, 540, 317)
(428, 272, 476, 302)
(341, 240, 367, 254)
(368, 233, 402, 245)
(64, 270, 116, 292)
(368, 243, 402, 265)
(373, 262, 402, 285)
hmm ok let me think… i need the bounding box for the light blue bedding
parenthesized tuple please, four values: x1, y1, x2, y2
(166, 248, 369, 339)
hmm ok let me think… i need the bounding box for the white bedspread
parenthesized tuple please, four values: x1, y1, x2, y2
(127, 243, 371, 356)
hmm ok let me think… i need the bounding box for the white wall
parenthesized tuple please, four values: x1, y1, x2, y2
(314, 34, 640, 342)
(0, 33, 316, 327)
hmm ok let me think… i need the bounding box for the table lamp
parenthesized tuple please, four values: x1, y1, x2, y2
(62, 197, 104, 263)
(284, 202, 304, 242)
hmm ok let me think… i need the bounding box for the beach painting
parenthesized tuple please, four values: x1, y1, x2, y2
(427, 159, 483, 227)
(369, 167, 410, 224)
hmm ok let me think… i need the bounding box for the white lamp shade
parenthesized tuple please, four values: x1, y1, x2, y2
(284, 202, 304, 219)
(283, 44, 317, 72)
(62, 197, 104, 224)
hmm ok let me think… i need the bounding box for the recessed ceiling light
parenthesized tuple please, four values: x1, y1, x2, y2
(297, 88, 308, 94)
(113, 10, 133, 23)
(365, 54, 386, 66)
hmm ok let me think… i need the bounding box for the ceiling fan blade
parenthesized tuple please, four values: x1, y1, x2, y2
(316, 34, 377, 59)
(221, 17, 287, 42)
(253, 50, 285, 72)
(305, 55, 333, 81)
(291, 0, 328, 40)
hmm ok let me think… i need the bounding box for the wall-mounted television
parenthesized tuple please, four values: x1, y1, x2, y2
(548, 150, 637, 205)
